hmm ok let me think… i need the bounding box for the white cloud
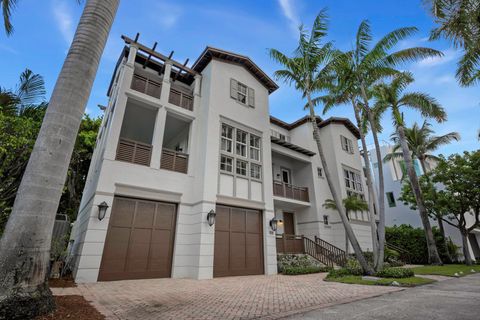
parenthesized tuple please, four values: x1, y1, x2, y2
(417, 48, 458, 68)
(277, 0, 300, 36)
(153, 1, 183, 28)
(52, 1, 75, 45)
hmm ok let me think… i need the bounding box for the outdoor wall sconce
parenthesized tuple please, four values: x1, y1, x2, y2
(269, 218, 279, 232)
(207, 209, 216, 226)
(97, 201, 109, 221)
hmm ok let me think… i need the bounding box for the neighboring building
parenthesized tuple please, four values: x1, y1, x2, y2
(368, 145, 480, 261)
(70, 36, 373, 283)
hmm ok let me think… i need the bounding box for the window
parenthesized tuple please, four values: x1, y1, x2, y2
(323, 215, 329, 225)
(344, 168, 364, 199)
(230, 79, 255, 107)
(250, 135, 261, 161)
(236, 159, 247, 176)
(317, 167, 323, 178)
(236, 130, 247, 157)
(220, 155, 233, 173)
(250, 163, 262, 179)
(341, 135, 354, 154)
(221, 124, 233, 153)
(386, 192, 396, 207)
(279, 133, 286, 141)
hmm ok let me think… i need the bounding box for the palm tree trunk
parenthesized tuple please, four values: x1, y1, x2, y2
(437, 217, 452, 263)
(359, 84, 385, 270)
(307, 94, 373, 275)
(461, 230, 473, 266)
(351, 99, 379, 268)
(0, 1, 119, 318)
(396, 124, 442, 265)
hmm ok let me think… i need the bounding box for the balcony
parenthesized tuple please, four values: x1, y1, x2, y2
(116, 138, 152, 166)
(169, 87, 194, 111)
(161, 149, 188, 173)
(131, 74, 162, 99)
(273, 181, 309, 202)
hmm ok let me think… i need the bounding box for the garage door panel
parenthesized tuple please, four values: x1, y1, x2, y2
(98, 197, 177, 281)
(214, 205, 263, 277)
(134, 201, 155, 228)
(110, 198, 135, 227)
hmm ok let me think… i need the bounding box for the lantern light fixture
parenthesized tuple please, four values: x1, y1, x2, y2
(207, 209, 216, 226)
(269, 218, 279, 232)
(97, 201, 109, 221)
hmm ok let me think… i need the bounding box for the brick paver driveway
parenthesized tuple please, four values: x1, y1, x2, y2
(52, 273, 401, 320)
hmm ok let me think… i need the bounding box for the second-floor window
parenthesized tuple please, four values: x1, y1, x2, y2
(221, 124, 233, 153)
(344, 168, 364, 200)
(341, 135, 354, 154)
(230, 79, 255, 107)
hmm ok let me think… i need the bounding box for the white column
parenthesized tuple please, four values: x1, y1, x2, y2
(103, 47, 137, 160)
(150, 107, 167, 169)
(160, 61, 173, 106)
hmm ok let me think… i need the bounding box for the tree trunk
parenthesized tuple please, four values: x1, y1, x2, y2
(437, 217, 452, 263)
(461, 230, 473, 266)
(351, 100, 379, 268)
(307, 94, 373, 275)
(0, 1, 119, 318)
(396, 124, 442, 265)
(359, 84, 385, 270)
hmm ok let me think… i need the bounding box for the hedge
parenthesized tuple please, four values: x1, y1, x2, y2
(283, 266, 331, 275)
(375, 267, 414, 278)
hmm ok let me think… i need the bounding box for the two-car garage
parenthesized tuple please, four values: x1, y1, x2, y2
(98, 197, 264, 281)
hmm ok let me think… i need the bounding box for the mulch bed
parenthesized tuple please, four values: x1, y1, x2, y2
(48, 277, 77, 288)
(36, 295, 105, 320)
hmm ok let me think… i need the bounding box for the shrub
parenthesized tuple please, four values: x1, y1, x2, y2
(326, 268, 352, 279)
(375, 267, 414, 279)
(277, 254, 323, 273)
(344, 258, 364, 275)
(283, 266, 331, 275)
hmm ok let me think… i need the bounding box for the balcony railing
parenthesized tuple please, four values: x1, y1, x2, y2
(161, 148, 189, 174)
(169, 88, 194, 111)
(116, 138, 152, 166)
(131, 74, 162, 99)
(273, 180, 309, 202)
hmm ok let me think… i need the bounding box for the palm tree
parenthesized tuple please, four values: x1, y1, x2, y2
(426, 0, 480, 86)
(0, 69, 46, 115)
(323, 197, 369, 254)
(384, 121, 460, 174)
(373, 72, 445, 265)
(269, 10, 374, 275)
(0, 1, 119, 318)
(1, 0, 17, 35)
(319, 20, 442, 270)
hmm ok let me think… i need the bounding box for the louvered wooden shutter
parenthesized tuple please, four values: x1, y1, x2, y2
(248, 87, 255, 107)
(230, 79, 238, 99)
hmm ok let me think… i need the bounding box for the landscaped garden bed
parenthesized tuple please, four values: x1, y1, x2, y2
(35, 295, 104, 320)
(325, 275, 435, 287)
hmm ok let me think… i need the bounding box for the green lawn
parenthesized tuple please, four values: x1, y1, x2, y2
(409, 264, 480, 277)
(325, 275, 435, 287)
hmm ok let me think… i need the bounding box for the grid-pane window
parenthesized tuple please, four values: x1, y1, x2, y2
(220, 155, 233, 173)
(250, 135, 261, 161)
(250, 163, 261, 179)
(221, 124, 233, 153)
(236, 130, 247, 157)
(344, 168, 364, 199)
(341, 135, 354, 154)
(236, 159, 247, 176)
(237, 83, 247, 103)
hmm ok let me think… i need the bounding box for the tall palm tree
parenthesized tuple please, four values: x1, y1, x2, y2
(425, 0, 480, 86)
(0, 69, 46, 115)
(0, 1, 119, 318)
(269, 10, 374, 275)
(373, 72, 445, 265)
(323, 196, 369, 254)
(384, 121, 460, 174)
(319, 21, 442, 270)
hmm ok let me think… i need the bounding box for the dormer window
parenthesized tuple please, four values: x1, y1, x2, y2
(230, 78, 255, 107)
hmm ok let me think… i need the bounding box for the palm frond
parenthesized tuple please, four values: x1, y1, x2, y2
(384, 47, 443, 66)
(399, 92, 446, 122)
(1, 0, 18, 35)
(383, 151, 403, 162)
(425, 131, 460, 151)
(15, 69, 46, 106)
(456, 47, 480, 86)
(354, 20, 372, 65)
(310, 8, 329, 44)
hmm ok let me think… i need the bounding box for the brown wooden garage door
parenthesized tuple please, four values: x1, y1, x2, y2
(98, 197, 176, 281)
(213, 205, 264, 277)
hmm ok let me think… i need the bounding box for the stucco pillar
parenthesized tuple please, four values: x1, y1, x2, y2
(150, 107, 167, 169)
(160, 61, 173, 106)
(103, 46, 137, 160)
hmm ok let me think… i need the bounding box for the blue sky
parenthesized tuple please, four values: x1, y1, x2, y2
(1, 0, 479, 155)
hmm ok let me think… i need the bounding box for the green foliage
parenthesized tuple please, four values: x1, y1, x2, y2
(277, 254, 325, 273)
(411, 264, 480, 277)
(326, 275, 435, 287)
(283, 266, 331, 275)
(375, 267, 414, 278)
(386, 225, 457, 264)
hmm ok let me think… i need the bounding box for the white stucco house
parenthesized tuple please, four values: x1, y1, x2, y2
(70, 36, 373, 283)
(368, 145, 480, 261)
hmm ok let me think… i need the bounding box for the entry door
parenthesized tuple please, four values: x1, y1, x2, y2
(283, 212, 295, 235)
(98, 197, 177, 281)
(281, 168, 291, 184)
(214, 205, 264, 277)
